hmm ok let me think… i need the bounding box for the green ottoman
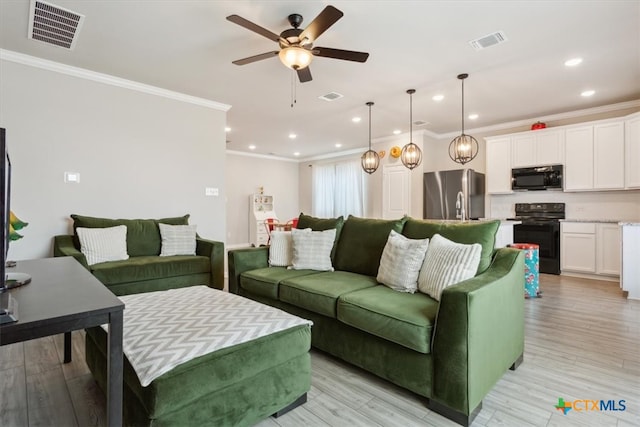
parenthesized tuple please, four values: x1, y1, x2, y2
(85, 286, 312, 426)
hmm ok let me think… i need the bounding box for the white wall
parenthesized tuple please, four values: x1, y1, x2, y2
(0, 58, 227, 260)
(225, 152, 299, 246)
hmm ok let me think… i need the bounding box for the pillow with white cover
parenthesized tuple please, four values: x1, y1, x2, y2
(290, 228, 336, 271)
(77, 225, 129, 266)
(158, 223, 197, 256)
(377, 230, 429, 293)
(418, 233, 482, 301)
(269, 230, 293, 267)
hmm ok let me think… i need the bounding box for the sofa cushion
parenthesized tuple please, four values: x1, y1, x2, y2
(402, 219, 499, 274)
(337, 285, 439, 354)
(279, 271, 378, 318)
(90, 255, 209, 285)
(240, 267, 319, 300)
(296, 213, 344, 261)
(291, 228, 336, 271)
(418, 234, 482, 301)
(377, 230, 429, 293)
(71, 214, 190, 257)
(77, 225, 129, 266)
(159, 223, 197, 256)
(333, 215, 407, 277)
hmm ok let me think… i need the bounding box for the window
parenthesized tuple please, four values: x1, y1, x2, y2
(312, 161, 365, 218)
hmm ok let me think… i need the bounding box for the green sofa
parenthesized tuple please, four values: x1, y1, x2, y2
(228, 214, 525, 426)
(53, 214, 224, 295)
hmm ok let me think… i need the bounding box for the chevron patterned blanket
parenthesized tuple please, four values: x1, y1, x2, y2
(104, 286, 312, 386)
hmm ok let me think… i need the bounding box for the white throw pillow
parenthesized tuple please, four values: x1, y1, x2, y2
(418, 234, 482, 301)
(269, 231, 293, 267)
(77, 225, 129, 266)
(377, 230, 429, 293)
(158, 223, 197, 256)
(290, 228, 336, 271)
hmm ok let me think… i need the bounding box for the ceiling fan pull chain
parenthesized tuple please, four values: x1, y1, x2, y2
(290, 69, 297, 108)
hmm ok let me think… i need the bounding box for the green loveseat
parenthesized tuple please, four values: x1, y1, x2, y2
(228, 214, 525, 426)
(53, 214, 224, 295)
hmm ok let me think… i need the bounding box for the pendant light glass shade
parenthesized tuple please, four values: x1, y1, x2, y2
(361, 101, 379, 174)
(401, 89, 422, 170)
(449, 74, 479, 165)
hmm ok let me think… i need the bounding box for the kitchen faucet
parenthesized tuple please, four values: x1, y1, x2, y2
(456, 191, 465, 221)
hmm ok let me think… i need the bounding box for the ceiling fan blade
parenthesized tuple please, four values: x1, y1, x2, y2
(226, 15, 281, 42)
(232, 51, 279, 65)
(299, 6, 343, 43)
(297, 67, 312, 83)
(313, 47, 370, 63)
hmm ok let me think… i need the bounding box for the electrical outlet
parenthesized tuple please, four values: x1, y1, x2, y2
(64, 172, 80, 183)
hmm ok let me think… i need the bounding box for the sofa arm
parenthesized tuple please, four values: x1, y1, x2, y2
(196, 238, 225, 290)
(431, 247, 524, 416)
(227, 247, 269, 294)
(53, 235, 89, 269)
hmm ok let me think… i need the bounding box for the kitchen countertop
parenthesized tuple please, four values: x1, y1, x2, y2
(560, 219, 621, 223)
(619, 222, 640, 226)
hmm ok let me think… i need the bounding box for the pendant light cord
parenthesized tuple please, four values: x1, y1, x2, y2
(368, 103, 372, 149)
(461, 77, 465, 134)
(409, 91, 413, 142)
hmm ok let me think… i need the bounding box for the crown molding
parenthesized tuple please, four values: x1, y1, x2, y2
(0, 49, 231, 112)
(436, 99, 640, 139)
(226, 150, 298, 162)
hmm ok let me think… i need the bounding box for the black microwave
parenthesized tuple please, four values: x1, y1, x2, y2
(511, 165, 563, 191)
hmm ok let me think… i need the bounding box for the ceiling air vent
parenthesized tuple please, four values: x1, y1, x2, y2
(469, 31, 508, 51)
(318, 92, 344, 102)
(28, 0, 85, 50)
(413, 120, 429, 127)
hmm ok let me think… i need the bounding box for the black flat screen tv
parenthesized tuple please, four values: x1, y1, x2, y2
(1, 127, 10, 289)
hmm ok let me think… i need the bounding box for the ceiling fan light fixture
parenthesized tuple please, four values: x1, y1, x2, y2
(361, 101, 379, 174)
(279, 46, 313, 70)
(401, 89, 422, 170)
(449, 73, 479, 165)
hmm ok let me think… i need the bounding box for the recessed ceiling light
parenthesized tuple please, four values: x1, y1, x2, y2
(248, 144, 256, 150)
(564, 57, 583, 67)
(225, 126, 231, 132)
(393, 130, 401, 135)
(352, 117, 361, 123)
(289, 133, 297, 139)
(293, 152, 300, 156)
(468, 113, 479, 120)
(335, 143, 342, 148)
(581, 90, 595, 97)
(432, 94, 444, 102)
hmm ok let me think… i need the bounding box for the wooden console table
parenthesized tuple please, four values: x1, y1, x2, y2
(0, 257, 124, 426)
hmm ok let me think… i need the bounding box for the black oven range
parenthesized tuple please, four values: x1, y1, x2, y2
(507, 203, 565, 275)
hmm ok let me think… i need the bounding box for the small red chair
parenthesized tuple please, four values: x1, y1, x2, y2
(264, 218, 278, 244)
(286, 218, 299, 229)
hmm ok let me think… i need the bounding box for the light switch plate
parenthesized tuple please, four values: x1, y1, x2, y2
(64, 172, 80, 183)
(205, 187, 219, 196)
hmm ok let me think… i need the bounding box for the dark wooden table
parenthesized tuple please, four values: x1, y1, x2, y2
(0, 257, 124, 427)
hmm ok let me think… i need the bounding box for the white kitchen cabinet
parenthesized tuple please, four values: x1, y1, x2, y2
(561, 222, 620, 277)
(620, 224, 640, 299)
(512, 130, 564, 168)
(593, 122, 625, 190)
(625, 114, 640, 189)
(494, 221, 517, 248)
(485, 137, 512, 194)
(596, 223, 621, 276)
(564, 126, 594, 191)
(561, 222, 596, 273)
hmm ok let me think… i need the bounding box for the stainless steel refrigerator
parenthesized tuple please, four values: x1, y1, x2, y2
(423, 169, 485, 220)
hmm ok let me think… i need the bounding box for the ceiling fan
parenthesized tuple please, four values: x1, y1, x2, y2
(227, 5, 369, 83)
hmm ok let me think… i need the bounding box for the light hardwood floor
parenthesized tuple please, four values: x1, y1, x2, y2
(1, 274, 639, 426)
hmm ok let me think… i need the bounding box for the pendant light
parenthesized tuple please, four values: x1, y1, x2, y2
(361, 101, 379, 174)
(401, 89, 422, 170)
(449, 73, 479, 165)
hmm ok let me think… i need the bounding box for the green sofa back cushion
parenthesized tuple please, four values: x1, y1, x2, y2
(334, 215, 407, 277)
(402, 219, 499, 274)
(70, 214, 190, 257)
(296, 213, 344, 261)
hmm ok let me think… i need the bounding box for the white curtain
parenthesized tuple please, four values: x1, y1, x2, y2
(312, 164, 335, 218)
(312, 161, 364, 218)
